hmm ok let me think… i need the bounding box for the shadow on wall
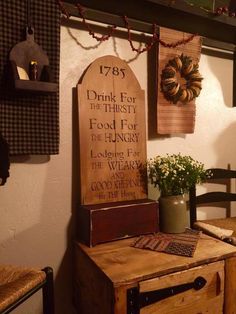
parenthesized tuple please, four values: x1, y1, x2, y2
(53, 87, 80, 314)
(147, 40, 158, 140)
(201, 47, 234, 108)
(0, 192, 77, 313)
(214, 121, 236, 168)
(0, 89, 80, 314)
(197, 121, 236, 220)
(61, 16, 148, 64)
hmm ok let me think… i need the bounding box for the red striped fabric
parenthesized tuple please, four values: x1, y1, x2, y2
(131, 229, 201, 257)
(157, 27, 202, 134)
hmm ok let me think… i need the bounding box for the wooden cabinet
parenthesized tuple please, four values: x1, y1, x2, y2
(137, 261, 224, 314)
(74, 234, 236, 314)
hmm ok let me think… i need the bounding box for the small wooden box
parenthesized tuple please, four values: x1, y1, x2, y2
(77, 199, 159, 247)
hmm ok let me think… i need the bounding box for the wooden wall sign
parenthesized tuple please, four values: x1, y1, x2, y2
(78, 55, 147, 205)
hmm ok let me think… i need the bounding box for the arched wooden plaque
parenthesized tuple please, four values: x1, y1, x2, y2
(78, 55, 147, 205)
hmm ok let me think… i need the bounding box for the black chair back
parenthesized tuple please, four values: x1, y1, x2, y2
(189, 168, 236, 228)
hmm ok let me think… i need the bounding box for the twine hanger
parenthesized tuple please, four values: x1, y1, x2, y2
(27, 0, 34, 35)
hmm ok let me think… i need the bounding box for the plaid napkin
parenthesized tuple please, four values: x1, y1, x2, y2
(131, 228, 201, 257)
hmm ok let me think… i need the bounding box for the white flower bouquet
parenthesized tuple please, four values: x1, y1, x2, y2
(147, 153, 211, 197)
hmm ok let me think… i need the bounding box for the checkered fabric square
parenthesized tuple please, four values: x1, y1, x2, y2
(0, 0, 60, 155)
(131, 229, 201, 257)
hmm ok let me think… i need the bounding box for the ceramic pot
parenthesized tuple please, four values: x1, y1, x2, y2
(159, 194, 187, 233)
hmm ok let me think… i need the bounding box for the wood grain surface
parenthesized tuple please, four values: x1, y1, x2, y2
(75, 234, 236, 314)
(76, 233, 236, 287)
(78, 55, 147, 204)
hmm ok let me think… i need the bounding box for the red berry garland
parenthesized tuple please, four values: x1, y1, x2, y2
(56, 0, 198, 53)
(215, 5, 236, 17)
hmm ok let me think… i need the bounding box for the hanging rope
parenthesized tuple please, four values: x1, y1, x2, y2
(27, 0, 31, 27)
(26, 0, 34, 33)
(56, 0, 198, 53)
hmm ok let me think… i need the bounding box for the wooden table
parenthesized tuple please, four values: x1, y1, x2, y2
(74, 234, 236, 314)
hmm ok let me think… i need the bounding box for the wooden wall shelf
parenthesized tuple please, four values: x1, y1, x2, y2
(13, 80, 58, 93)
(9, 27, 58, 94)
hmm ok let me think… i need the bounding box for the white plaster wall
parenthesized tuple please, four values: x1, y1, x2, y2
(0, 17, 235, 313)
(148, 52, 236, 218)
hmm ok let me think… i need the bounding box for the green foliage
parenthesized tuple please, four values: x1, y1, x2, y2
(147, 153, 211, 197)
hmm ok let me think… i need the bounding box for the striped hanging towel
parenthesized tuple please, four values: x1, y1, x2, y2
(157, 27, 202, 134)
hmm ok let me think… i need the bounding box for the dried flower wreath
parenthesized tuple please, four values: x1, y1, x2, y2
(161, 54, 203, 104)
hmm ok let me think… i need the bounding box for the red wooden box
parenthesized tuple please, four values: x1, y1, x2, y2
(77, 199, 159, 247)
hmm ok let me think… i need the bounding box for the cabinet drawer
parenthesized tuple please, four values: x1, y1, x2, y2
(127, 260, 224, 314)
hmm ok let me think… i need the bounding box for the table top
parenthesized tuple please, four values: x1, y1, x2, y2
(76, 234, 236, 287)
